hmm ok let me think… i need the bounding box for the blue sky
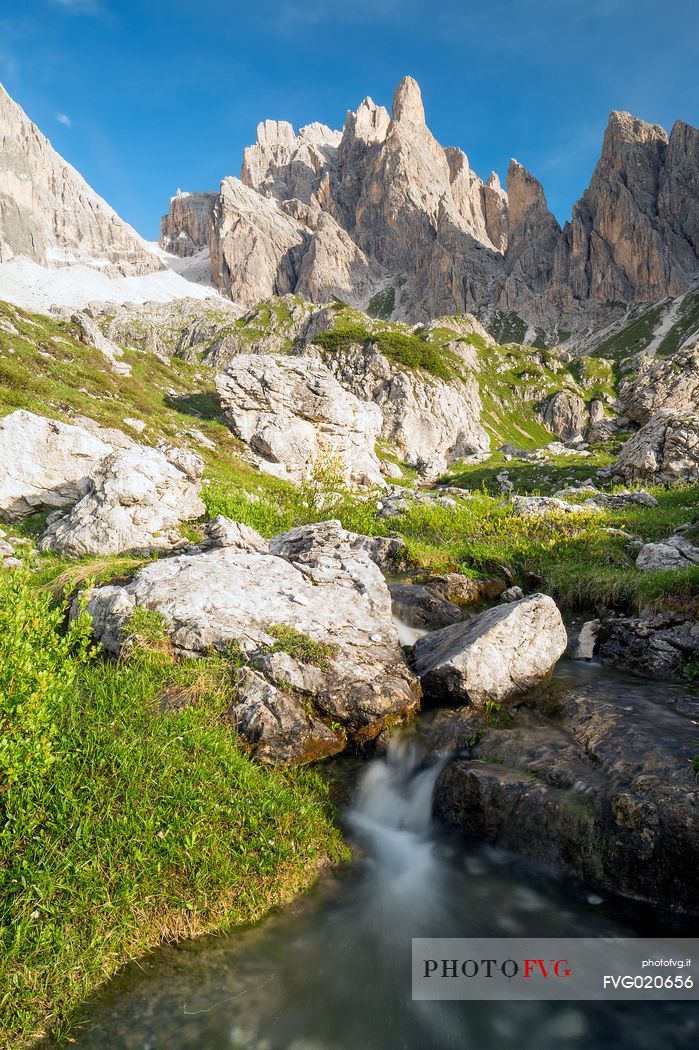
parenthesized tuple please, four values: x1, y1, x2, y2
(1, 0, 697, 239)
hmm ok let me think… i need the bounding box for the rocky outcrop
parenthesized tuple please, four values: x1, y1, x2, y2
(552, 110, 699, 307)
(501, 160, 560, 296)
(636, 535, 699, 572)
(40, 445, 204, 556)
(410, 594, 567, 707)
(209, 178, 307, 304)
(242, 120, 341, 203)
(540, 389, 587, 440)
(0, 83, 160, 276)
(267, 519, 404, 573)
(0, 410, 113, 519)
(215, 354, 384, 484)
(598, 609, 699, 677)
(430, 672, 699, 911)
(614, 409, 699, 484)
(319, 341, 489, 474)
(92, 296, 242, 360)
(160, 190, 218, 257)
(618, 343, 699, 424)
(511, 495, 600, 518)
(71, 310, 131, 376)
(81, 520, 420, 763)
(294, 210, 383, 306)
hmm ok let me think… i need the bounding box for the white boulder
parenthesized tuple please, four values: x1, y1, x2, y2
(0, 410, 113, 519)
(216, 354, 384, 484)
(410, 593, 568, 707)
(40, 445, 204, 556)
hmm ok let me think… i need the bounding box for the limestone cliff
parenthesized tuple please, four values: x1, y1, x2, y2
(0, 83, 161, 276)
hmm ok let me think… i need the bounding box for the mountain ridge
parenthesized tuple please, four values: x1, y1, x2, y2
(161, 77, 699, 342)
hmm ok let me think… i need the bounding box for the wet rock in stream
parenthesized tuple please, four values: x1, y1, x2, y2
(427, 669, 699, 912)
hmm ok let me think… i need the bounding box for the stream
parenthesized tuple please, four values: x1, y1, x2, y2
(56, 661, 698, 1050)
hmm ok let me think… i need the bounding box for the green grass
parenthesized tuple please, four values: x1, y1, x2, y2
(367, 286, 396, 320)
(391, 485, 699, 611)
(0, 574, 346, 1047)
(486, 310, 528, 345)
(442, 450, 617, 496)
(314, 322, 466, 382)
(593, 300, 667, 364)
(266, 625, 337, 673)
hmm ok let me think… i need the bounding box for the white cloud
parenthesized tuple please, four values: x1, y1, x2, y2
(56, 111, 72, 127)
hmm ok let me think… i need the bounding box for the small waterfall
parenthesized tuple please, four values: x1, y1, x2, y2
(344, 735, 457, 942)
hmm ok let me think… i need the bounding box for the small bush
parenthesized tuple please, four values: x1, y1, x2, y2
(315, 325, 465, 382)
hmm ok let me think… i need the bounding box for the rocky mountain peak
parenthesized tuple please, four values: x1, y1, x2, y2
(506, 159, 552, 229)
(602, 109, 668, 164)
(346, 97, 390, 145)
(254, 119, 297, 149)
(156, 76, 699, 331)
(391, 76, 425, 126)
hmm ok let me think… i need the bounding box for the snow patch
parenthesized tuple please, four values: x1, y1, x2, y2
(0, 255, 226, 312)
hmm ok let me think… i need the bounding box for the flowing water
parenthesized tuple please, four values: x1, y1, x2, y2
(58, 663, 698, 1050)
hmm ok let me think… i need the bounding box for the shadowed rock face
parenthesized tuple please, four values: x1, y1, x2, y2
(159, 80, 699, 332)
(0, 84, 161, 276)
(428, 670, 699, 912)
(613, 409, 699, 484)
(160, 191, 218, 257)
(617, 343, 699, 424)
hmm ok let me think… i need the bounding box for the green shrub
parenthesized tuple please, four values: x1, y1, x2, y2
(315, 325, 465, 382)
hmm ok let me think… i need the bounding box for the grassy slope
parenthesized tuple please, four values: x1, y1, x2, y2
(0, 576, 346, 1047)
(0, 301, 349, 1045)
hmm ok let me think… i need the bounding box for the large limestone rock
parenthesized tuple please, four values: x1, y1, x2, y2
(209, 178, 307, 305)
(39, 445, 204, 556)
(540, 389, 588, 440)
(318, 340, 489, 474)
(410, 594, 567, 707)
(614, 409, 699, 484)
(215, 354, 384, 484)
(635, 535, 699, 572)
(501, 160, 560, 296)
(0, 410, 113, 519)
(81, 520, 420, 764)
(618, 343, 699, 424)
(0, 83, 160, 276)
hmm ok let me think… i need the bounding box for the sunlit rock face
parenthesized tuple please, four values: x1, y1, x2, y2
(0, 84, 161, 276)
(160, 77, 699, 334)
